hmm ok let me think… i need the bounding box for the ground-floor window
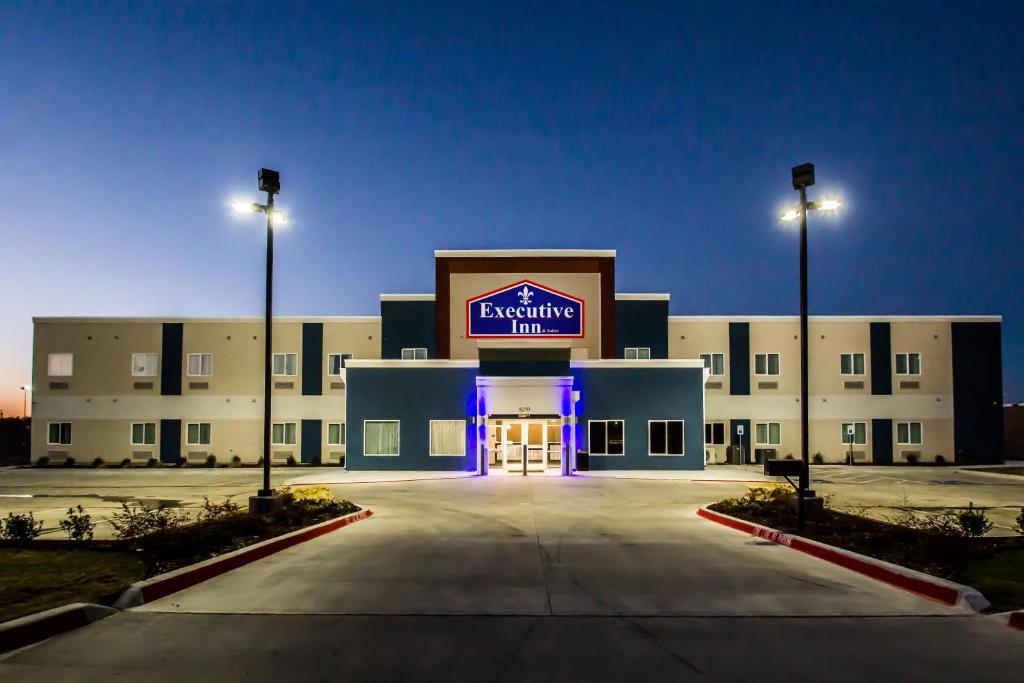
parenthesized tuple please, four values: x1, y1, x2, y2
(755, 422, 781, 446)
(131, 422, 156, 446)
(897, 421, 923, 445)
(429, 420, 466, 456)
(704, 422, 725, 445)
(589, 420, 624, 455)
(841, 422, 867, 445)
(47, 422, 72, 445)
(327, 422, 346, 446)
(186, 422, 211, 446)
(649, 420, 684, 456)
(364, 420, 400, 456)
(272, 422, 297, 445)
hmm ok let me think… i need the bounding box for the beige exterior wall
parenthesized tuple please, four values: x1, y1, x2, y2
(668, 320, 730, 397)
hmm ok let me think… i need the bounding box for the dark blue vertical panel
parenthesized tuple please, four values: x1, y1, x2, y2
(381, 300, 436, 359)
(615, 299, 669, 358)
(952, 322, 1004, 464)
(870, 322, 892, 395)
(872, 419, 893, 465)
(728, 322, 750, 395)
(301, 419, 322, 463)
(160, 323, 183, 396)
(302, 322, 323, 396)
(159, 419, 181, 463)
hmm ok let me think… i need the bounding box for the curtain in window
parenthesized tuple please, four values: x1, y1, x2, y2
(430, 420, 465, 455)
(48, 353, 73, 376)
(328, 423, 346, 445)
(365, 421, 399, 455)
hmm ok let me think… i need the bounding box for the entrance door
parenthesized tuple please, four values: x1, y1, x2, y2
(525, 421, 545, 471)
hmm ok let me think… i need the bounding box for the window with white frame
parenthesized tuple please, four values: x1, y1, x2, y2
(327, 353, 352, 376)
(841, 422, 867, 445)
(588, 420, 625, 455)
(47, 422, 72, 445)
(186, 353, 213, 377)
(754, 353, 780, 376)
(364, 420, 400, 455)
(401, 348, 428, 360)
(649, 420, 685, 456)
(327, 422, 346, 446)
(186, 422, 211, 445)
(272, 422, 297, 445)
(131, 352, 159, 377)
(700, 353, 725, 376)
(624, 347, 651, 360)
(131, 422, 157, 446)
(429, 420, 466, 456)
(895, 352, 921, 375)
(704, 422, 726, 445)
(47, 353, 73, 377)
(272, 353, 298, 376)
(840, 353, 865, 376)
(897, 421, 923, 445)
(755, 422, 781, 446)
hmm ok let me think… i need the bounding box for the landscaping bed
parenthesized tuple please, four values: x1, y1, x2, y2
(0, 487, 359, 623)
(709, 486, 1024, 612)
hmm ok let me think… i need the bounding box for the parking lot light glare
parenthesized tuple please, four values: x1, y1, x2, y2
(819, 198, 842, 211)
(780, 208, 800, 221)
(230, 199, 258, 214)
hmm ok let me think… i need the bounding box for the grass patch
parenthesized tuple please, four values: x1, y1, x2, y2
(709, 486, 1024, 612)
(979, 467, 1024, 477)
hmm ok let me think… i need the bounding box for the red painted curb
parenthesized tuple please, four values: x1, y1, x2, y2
(133, 509, 373, 605)
(1009, 611, 1024, 630)
(0, 604, 114, 655)
(697, 507, 972, 608)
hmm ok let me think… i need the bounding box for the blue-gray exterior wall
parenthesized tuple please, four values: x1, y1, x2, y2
(345, 367, 478, 471)
(381, 300, 436, 359)
(572, 366, 705, 470)
(615, 300, 669, 358)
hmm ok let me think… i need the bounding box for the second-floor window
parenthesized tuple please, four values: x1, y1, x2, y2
(840, 352, 865, 376)
(327, 353, 352, 375)
(624, 347, 651, 360)
(272, 353, 297, 376)
(132, 352, 159, 377)
(895, 353, 921, 375)
(700, 353, 725, 375)
(47, 353, 73, 377)
(187, 353, 213, 377)
(401, 348, 428, 360)
(754, 353, 780, 376)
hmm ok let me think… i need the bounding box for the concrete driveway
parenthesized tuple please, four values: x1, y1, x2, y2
(2, 474, 1022, 681)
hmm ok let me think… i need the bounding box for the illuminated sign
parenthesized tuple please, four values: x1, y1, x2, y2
(466, 280, 584, 338)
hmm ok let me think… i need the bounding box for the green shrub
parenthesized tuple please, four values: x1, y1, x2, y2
(147, 457, 158, 467)
(309, 457, 321, 466)
(812, 453, 824, 464)
(1015, 508, 1024, 536)
(59, 505, 95, 541)
(109, 501, 190, 540)
(956, 502, 993, 538)
(118, 458, 130, 468)
(62, 457, 76, 468)
(92, 457, 105, 468)
(935, 454, 946, 465)
(175, 456, 186, 467)
(2, 512, 43, 544)
(198, 497, 241, 523)
(784, 453, 794, 460)
(205, 454, 217, 468)
(905, 453, 919, 464)
(257, 456, 264, 465)
(34, 456, 49, 467)
(230, 455, 242, 467)
(286, 455, 297, 467)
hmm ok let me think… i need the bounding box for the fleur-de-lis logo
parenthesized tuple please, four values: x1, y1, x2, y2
(518, 285, 533, 305)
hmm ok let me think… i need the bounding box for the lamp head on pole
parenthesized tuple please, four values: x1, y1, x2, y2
(258, 168, 281, 195)
(791, 162, 815, 190)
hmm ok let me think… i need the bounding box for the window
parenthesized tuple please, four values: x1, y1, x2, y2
(754, 353, 780, 375)
(187, 353, 213, 376)
(364, 420, 400, 455)
(327, 422, 346, 446)
(131, 352, 159, 377)
(704, 422, 726, 445)
(47, 353, 73, 377)
(755, 422, 781, 446)
(131, 422, 157, 445)
(700, 353, 725, 376)
(47, 422, 72, 445)
(624, 347, 651, 360)
(327, 353, 352, 376)
(401, 348, 428, 360)
(589, 420, 625, 455)
(649, 420, 685, 456)
(840, 353, 865, 376)
(272, 353, 297, 376)
(271, 422, 297, 445)
(429, 420, 466, 456)
(897, 421, 923, 445)
(841, 422, 867, 446)
(895, 353, 921, 375)
(186, 422, 211, 446)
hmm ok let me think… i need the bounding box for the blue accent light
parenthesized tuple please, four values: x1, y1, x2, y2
(477, 396, 486, 417)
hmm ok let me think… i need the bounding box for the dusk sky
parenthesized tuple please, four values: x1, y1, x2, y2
(2, 1, 1022, 416)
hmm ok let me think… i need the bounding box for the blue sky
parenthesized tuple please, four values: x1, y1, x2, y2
(1, 1, 1022, 414)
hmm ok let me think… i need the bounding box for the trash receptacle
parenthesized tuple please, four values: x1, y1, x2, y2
(576, 450, 589, 471)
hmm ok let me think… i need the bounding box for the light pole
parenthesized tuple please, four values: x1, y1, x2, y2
(780, 163, 841, 527)
(233, 169, 288, 513)
(19, 385, 30, 419)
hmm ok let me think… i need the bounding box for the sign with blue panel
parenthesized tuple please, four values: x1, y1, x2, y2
(466, 280, 585, 338)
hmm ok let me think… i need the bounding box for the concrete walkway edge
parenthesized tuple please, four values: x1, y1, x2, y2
(0, 603, 117, 655)
(697, 507, 990, 612)
(115, 508, 373, 608)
